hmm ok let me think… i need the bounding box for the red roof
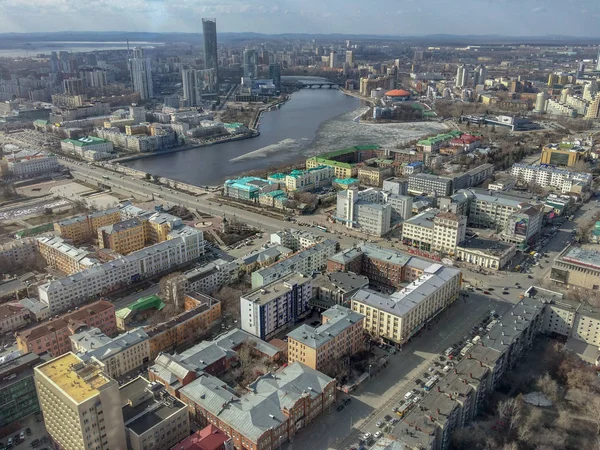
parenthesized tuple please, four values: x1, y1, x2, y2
(385, 89, 410, 97)
(171, 425, 230, 450)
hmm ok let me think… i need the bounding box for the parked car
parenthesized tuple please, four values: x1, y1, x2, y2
(374, 431, 383, 439)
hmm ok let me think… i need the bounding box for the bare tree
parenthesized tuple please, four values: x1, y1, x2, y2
(588, 396, 600, 435)
(536, 373, 562, 403)
(212, 285, 242, 322)
(497, 395, 523, 433)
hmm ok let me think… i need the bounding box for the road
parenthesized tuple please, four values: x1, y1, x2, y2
(285, 292, 514, 450)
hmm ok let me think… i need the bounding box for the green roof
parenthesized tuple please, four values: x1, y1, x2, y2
(333, 178, 359, 185)
(116, 295, 165, 320)
(62, 136, 107, 147)
(224, 122, 245, 129)
(34, 119, 48, 125)
(558, 143, 574, 150)
(263, 189, 287, 198)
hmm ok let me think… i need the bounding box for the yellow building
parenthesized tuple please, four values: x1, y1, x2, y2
(34, 353, 127, 450)
(37, 236, 97, 274)
(541, 143, 586, 167)
(287, 305, 365, 372)
(146, 212, 182, 243)
(306, 158, 356, 179)
(98, 217, 147, 255)
(55, 207, 122, 245)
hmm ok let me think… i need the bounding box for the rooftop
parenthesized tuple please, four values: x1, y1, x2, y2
(62, 136, 107, 147)
(457, 238, 515, 256)
(98, 217, 144, 235)
(243, 272, 311, 306)
(287, 305, 364, 349)
(404, 208, 439, 229)
(36, 353, 113, 404)
(558, 245, 600, 271)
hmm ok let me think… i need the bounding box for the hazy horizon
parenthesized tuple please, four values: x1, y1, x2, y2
(1, 0, 599, 38)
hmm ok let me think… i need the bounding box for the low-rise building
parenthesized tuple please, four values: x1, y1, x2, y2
(60, 136, 114, 161)
(358, 165, 394, 187)
(37, 236, 98, 274)
(145, 292, 222, 359)
(287, 305, 365, 372)
(270, 229, 323, 251)
(121, 377, 190, 450)
(16, 300, 117, 356)
(241, 273, 312, 340)
(510, 163, 592, 193)
(284, 165, 334, 191)
(116, 295, 166, 330)
(351, 263, 462, 344)
(178, 362, 335, 450)
(223, 177, 279, 201)
(501, 206, 543, 249)
(251, 239, 338, 289)
(408, 173, 453, 196)
(71, 327, 150, 378)
(5, 151, 59, 179)
(383, 177, 409, 196)
(455, 238, 517, 270)
(183, 259, 238, 294)
(0, 302, 30, 334)
(0, 353, 50, 434)
(541, 142, 587, 167)
(551, 245, 600, 291)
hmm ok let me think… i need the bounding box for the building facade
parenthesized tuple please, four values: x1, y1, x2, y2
(408, 174, 453, 196)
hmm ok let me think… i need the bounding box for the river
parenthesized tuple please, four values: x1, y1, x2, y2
(124, 83, 448, 186)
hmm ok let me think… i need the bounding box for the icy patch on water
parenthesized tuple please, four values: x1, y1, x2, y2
(304, 108, 449, 157)
(230, 138, 311, 162)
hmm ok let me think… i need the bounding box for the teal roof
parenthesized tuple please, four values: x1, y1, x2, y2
(263, 189, 287, 198)
(334, 178, 359, 185)
(268, 173, 287, 180)
(62, 136, 108, 147)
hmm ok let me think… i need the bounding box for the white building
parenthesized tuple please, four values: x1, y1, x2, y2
(284, 166, 334, 192)
(38, 231, 204, 314)
(241, 272, 312, 340)
(270, 229, 323, 251)
(7, 153, 59, 178)
(402, 209, 466, 255)
(510, 163, 592, 193)
(71, 327, 150, 379)
(60, 136, 114, 161)
(455, 238, 517, 271)
(129, 48, 153, 100)
(545, 98, 577, 117)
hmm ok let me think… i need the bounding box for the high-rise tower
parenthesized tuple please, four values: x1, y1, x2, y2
(202, 18, 219, 82)
(455, 64, 466, 88)
(128, 47, 153, 100)
(243, 49, 258, 78)
(596, 47, 600, 71)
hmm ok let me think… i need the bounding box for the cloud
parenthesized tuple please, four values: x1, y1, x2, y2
(531, 6, 548, 13)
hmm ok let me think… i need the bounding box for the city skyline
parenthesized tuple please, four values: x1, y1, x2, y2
(1, 0, 600, 37)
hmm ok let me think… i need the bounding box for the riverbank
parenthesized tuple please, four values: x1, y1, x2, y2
(250, 92, 295, 130)
(339, 88, 377, 106)
(112, 131, 259, 164)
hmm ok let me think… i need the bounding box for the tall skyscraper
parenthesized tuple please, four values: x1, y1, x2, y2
(202, 18, 219, 81)
(269, 63, 282, 88)
(455, 64, 467, 88)
(473, 64, 487, 86)
(63, 78, 86, 95)
(182, 68, 217, 106)
(49, 52, 59, 73)
(329, 51, 337, 69)
(345, 50, 354, 65)
(34, 353, 127, 450)
(243, 49, 258, 78)
(128, 47, 153, 100)
(596, 47, 600, 71)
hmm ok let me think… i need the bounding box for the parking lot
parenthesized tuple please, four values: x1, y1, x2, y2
(0, 414, 50, 450)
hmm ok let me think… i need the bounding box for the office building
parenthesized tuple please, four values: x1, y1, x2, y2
(251, 239, 338, 289)
(202, 18, 219, 81)
(345, 50, 354, 65)
(352, 263, 462, 345)
(71, 327, 150, 379)
(359, 76, 393, 96)
(455, 238, 517, 271)
(0, 353, 49, 433)
(38, 232, 204, 314)
(121, 377, 189, 450)
(402, 209, 467, 255)
(182, 68, 217, 106)
(551, 246, 600, 291)
(287, 305, 365, 372)
(541, 142, 587, 168)
(34, 353, 127, 450)
(179, 363, 335, 450)
(243, 49, 258, 78)
(269, 63, 281, 88)
(129, 47, 153, 100)
(408, 173, 454, 196)
(510, 163, 592, 193)
(452, 164, 494, 190)
(54, 207, 122, 245)
(241, 272, 312, 340)
(284, 165, 334, 191)
(61, 136, 114, 161)
(455, 64, 467, 88)
(596, 47, 600, 71)
(5, 152, 59, 179)
(16, 300, 117, 356)
(500, 206, 543, 248)
(63, 78, 86, 96)
(383, 177, 408, 196)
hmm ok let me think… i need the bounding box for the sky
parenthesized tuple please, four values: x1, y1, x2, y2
(1, 0, 600, 37)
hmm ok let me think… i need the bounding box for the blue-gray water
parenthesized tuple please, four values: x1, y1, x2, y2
(124, 87, 448, 186)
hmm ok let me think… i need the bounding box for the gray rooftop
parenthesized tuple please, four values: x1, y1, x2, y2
(287, 305, 364, 349)
(404, 208, 439, 229)
(98, 218, 143, 235)
(559, 246, 600, 271)
(457, 238, 515, 256)
(78, 327, 148, 362)
(243, 272, 311, 306)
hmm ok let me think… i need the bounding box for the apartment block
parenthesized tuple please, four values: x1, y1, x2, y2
(37, 236, 98, 274)
(287, 305, 365, 372)
(408, 173, 453, 196)
(6, 152, 59, 178)
(0, 353, 50, 434)
(98, 217, 147, 255)
(16, 300, 117, 356)
(70, 327, 150, 379)
(55, 207, 122, 244)
(251, 239, 338, 289)
(284, 165, 334, 191)
(357, 165, 394, 187)
(121, 377, 189, 450)
(351, 263, 462, 344)
(270, 229, 323, 251)
(38, 233, 204, 314)
(382, 177, 409, 196)
(182, 259, 238, 294)
(34, 353, 127, 450)
(401, 209, 466, 255)
(179, 362, 335, 450)
(241, 273, 312, 340)
(311, 272, 369, 309)
(0, 238, 37, 267)
(145, 292, 222, 359)
(510, 163, 592, 193)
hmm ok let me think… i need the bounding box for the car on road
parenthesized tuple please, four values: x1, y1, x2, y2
(502, 291, 509, 295)
(374, 431, 383, 439)
(404, 392, 413, 401)
(344, 398, 352, 405)
(483, 291, 490, 295)
(391, 418, 399, 425)
(336, 405, 344, 412)
(415, 378, 422, 385)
